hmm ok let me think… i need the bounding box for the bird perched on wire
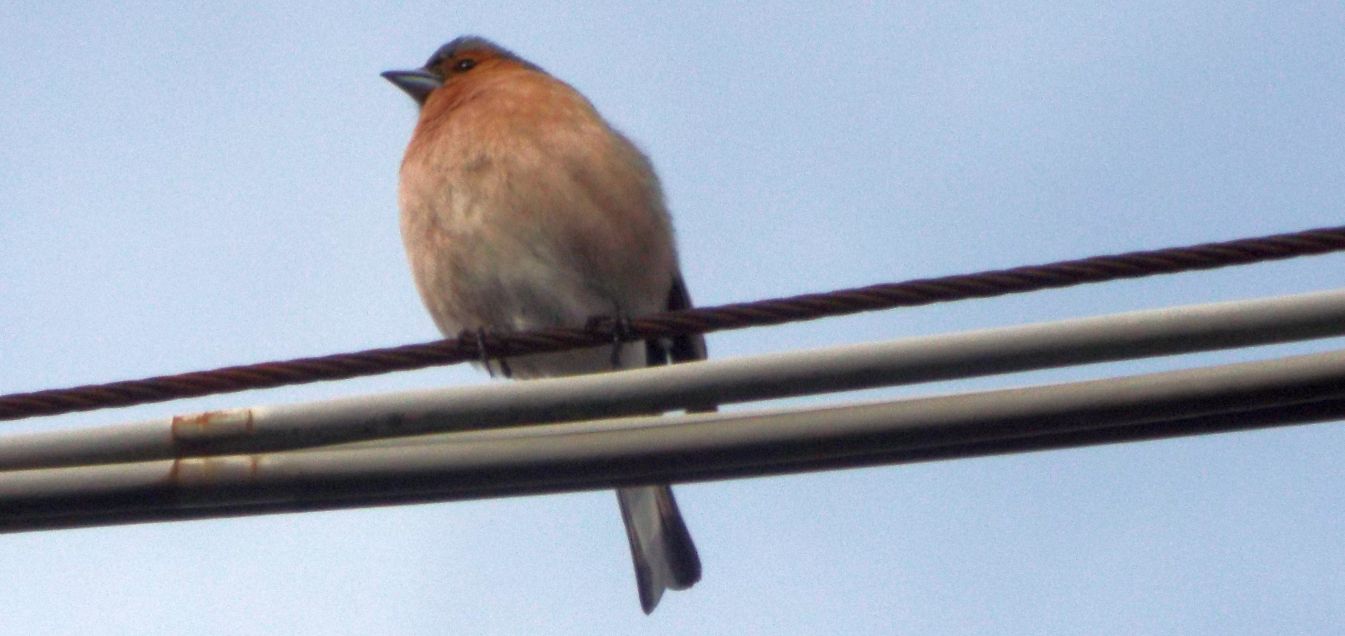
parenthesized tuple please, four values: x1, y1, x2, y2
(383, 36, 705, 613)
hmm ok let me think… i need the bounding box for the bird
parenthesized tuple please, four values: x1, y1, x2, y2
(383, 36, 705, 613)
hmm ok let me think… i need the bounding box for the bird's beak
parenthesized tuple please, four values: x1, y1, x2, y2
(381, 69, 443, 105)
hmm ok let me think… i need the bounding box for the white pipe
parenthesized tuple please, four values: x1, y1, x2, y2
(2, 347, 1344, 533)
(4, 288, 1345, 471)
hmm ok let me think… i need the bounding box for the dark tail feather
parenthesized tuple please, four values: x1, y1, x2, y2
(616, 485, 702, 613)
(618, 273, 706, 613)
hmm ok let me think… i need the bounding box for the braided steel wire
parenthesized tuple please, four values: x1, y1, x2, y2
(3, 224, 1344, 421)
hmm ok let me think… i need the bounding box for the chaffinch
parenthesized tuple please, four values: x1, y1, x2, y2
(384, 36, 704, 614)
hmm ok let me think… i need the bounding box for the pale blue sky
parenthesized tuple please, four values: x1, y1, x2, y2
(3, 2, 1345, 634)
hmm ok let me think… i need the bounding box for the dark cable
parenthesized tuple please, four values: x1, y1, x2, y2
(3, 224, 1344, 422)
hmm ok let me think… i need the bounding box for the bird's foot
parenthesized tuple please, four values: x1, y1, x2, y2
(586, 314, 635, 370)
(461, 327, 512, 379)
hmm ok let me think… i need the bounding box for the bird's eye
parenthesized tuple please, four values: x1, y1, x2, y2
(454, 58, 477, 72)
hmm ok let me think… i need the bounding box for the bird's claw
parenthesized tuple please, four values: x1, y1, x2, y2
(586, 314, 635, 370)
(463, 327, 512, 378)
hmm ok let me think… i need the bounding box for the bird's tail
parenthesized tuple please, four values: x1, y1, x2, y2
(616, 485, 702, 614)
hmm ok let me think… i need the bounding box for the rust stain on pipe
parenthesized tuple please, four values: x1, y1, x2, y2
(167, 455, 263, 491)
(171, 408, 255, 443)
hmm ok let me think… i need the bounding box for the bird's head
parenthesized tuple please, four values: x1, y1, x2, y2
(382, 36, 542, 107)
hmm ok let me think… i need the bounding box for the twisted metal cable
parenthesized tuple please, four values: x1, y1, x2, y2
(4, 224, 1344, 422)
